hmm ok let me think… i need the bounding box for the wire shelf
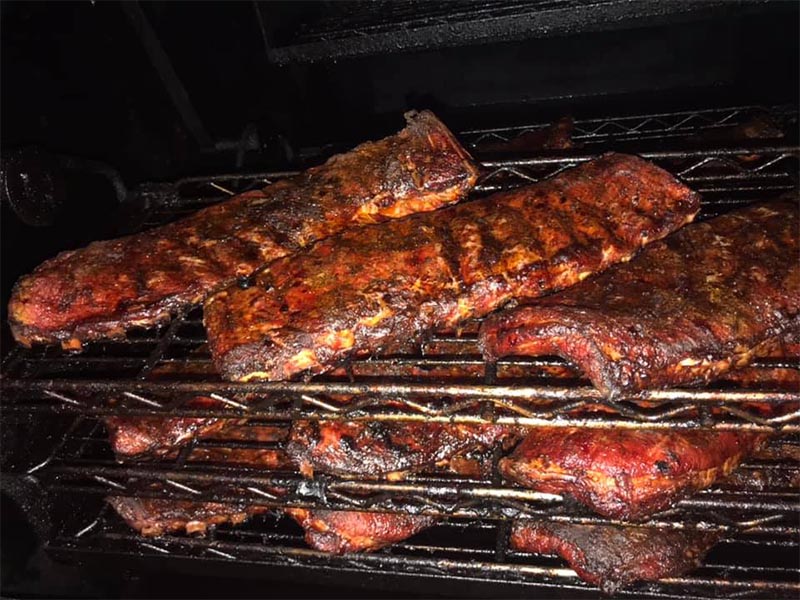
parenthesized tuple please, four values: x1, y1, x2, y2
(2, 108, 799, 598)
(47, 504, 800, 599)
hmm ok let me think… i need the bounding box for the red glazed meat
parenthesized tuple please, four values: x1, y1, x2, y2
(10, 111, 477, 348)
(205, 153, 700, 382)
(499, 427, 769, 520)
(286, 508, 436, 553)
(480, 201, 800, 397)
(511, 520, 720, 594)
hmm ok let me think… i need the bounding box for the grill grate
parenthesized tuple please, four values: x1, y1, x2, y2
(463, 104, 798, 147)
(1, 106, 799, 598)
(47, 506, 800, 599)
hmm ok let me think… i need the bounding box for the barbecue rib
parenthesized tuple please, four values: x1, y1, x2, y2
(108, 496, 269, 537)
(205, 153, 700, 382)
(510, 520, 720, 594)
(107, 420, 486, 539)
(9, 111, 478, 348)
(286, 420, 517, 479)
(499, 428, 769, 520)
(106, 396, 240, 457)
(286, 509, 436, 553)
(480, 201, 800, 397)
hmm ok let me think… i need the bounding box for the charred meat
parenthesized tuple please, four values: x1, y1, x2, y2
(480, 201, 800, 397)
(10, 111, 477, 348)
(499, 428, 768, 520)
(108, 496, 269, 537)
(286, 508, 436, 554)
(205, 153, 700, 382)
(287, 420, 517, 479)
(511, 520, 720, 594)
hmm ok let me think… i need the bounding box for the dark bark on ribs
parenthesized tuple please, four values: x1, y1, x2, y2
(500, 428, 768, 520)
(108, 496, 270, 537)
(286, 420, 518, 479)
(480, 201, 800, 398)
(205, 153, 700, 382)
(106, 396, 241, 457)
(286, 508, 436, 554)
(111, 496, 436, 551)
(107, 422, 484, 539)
(9, 111, 477, 348)
(721, 463, 800, 492)
(105, 395, 249, 457)
(510, 520, 720, 594)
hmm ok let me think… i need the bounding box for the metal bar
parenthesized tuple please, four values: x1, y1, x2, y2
(460, 105, 789, 135)
(136, 313, 185, 379)
(4, 400, 797, 432)
(4, 378, 797, 403)
(480, 145, 800, 167)
(120, 1, 213, 148)
(42, 461, 800, 527)
(157, 143, 800, 192)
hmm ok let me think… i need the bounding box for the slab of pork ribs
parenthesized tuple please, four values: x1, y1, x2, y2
(286, 419, 519, 479)
(479, 200, 800, 397)
(500, 428, 770, 520)
(110, 494, 435, 553)
(205, 153, 700, 382)
(9, 111, 478, 348)
(510, 520, 720, 594)
(108, 420, 508, 548)
(285, 509, 436, 554)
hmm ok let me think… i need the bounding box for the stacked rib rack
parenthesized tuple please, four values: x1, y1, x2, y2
(2, 106, 799, 598)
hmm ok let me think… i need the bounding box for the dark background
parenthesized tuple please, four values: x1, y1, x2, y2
(1, 1, 798, 597)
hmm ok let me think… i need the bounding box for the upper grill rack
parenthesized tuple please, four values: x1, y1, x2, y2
(140, 105, 797, 220)
(2, 137, 799, 433)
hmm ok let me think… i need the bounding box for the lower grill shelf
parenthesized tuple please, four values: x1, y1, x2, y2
(5, 412, 795, 599)
(46, 506, 799, 599)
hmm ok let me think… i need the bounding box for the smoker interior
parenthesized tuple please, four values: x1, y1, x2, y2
(2, 105, 798, 598)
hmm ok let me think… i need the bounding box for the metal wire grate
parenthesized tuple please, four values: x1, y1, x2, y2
(463, 104, 797, 147)
(46, 508, 800, 599)
(1, 107, 799, 598)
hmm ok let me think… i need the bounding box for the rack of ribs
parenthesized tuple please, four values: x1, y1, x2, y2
(108, 495, 435, 552)
(108, 496, 271, 537)
(479, 200, 800, 398)
(9, 110, 478, 348)
(499, 428, 770, 520)
(510, 520, 720, 594)
(106, 395, 241, 457)
(107, 420, 493, 539)
(498, 348, 797, 519)
(286, 420, 519, 479)
(285, 509, 436, 554)
(205, 153, 700, 382)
